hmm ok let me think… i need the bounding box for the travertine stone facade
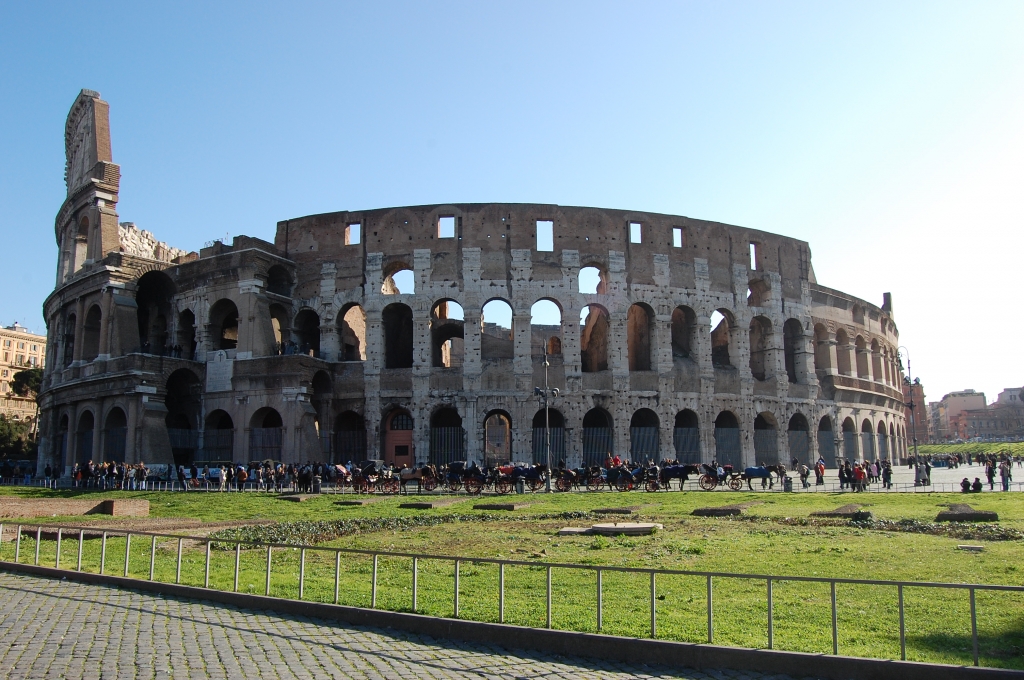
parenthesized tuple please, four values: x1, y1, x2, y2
(38, 91, 909, 474)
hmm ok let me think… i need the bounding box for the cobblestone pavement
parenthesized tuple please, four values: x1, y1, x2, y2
(0, 572, 792, 680)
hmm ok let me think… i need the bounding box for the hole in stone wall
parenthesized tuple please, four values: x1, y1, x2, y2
(578, 266, 607, 295)
(438, 216, 455, 238)
(536, 220, 553, 252)
(531, 299, 561, 357)
(710, 310, 732, 367)
(431, 300, 465, 368)
(481, 299, 513, 360)
(626, 303, 654, 371)
(629, 222, 642, 244)
(580, 304, 609, 372)
(345, 223, 361, 245)
(673, 227, 683, 248)
(383, 267, 414, 294)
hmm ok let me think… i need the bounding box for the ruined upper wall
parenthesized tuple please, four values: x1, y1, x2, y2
(118, 223, 188, 263)
(275, 203, 813, 300)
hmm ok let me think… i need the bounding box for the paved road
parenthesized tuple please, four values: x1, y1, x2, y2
(0, 572, 789, 680)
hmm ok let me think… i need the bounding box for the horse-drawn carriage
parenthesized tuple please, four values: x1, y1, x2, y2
(698, 463, 744, 491)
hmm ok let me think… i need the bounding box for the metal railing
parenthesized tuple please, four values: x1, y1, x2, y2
(0, 522, 1019, 668)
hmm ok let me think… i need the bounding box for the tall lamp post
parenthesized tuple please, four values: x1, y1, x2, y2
(898, 346, 923, 482)
(534, 348, 559, 492)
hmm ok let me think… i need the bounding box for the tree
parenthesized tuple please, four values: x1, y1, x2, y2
(10, 368, 42, 399)
(0, 415, 33, 459)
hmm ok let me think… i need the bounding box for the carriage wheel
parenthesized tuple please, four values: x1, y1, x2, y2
(698, 474, 717, 491)
(615, 477, 632, 492)
(526, 478, 544, 493)
(422, 477, 437, 492)
(354, 480, 369, 494)
(496, 479, 512, 495)
(383, 478, 400, 495)
(728, 476, 743, 491)
(465, 479, 483, 495)
(446, 479, 462, 493)
(645, 479, 660, 492)
(586, 476, 604, 492)
(555, 476, 572, 492)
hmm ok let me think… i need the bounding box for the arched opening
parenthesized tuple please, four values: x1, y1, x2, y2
(747, 279, 769, 307)
(754, 412, 780, 465)
(626, 303, 655, 371)
(748, 316, 772, 381)
(582, 407, 613, 466)
(877, 421, 890, 461)
(784, 319, 804, 384)
(382, 265, 414, 294)
(76, 411, 95, 465)
(817, 416, 836, 466)
(578, 265, 608, 295)
(673, 410, 701, 464)
(713, 411, 741, 468)
(312, 371, 332, 457)
(209, 299, 239, 351)
(530, 299, 562, 357)
(630, 408, 660, 462)
(483, 410, 513, 467)
(339, 304, 366, 361)
(292, 309, 321, 357)
(852, 304, 865, 325)
(710, 310, 734, 367)
(855, 336, 869, 378)
(381, 409, 412, 465)
(580, 304, 609, 372)
(176, 310, 197, 360)
(103, 408, 128, 463)
(481, 299, 513, 360)
(165, 368, 201, 466)
(265, 303, 287, 355)
(431, 300, 465, 368)
(532, 408, 566, 465)
(266, 265, 293, 297)
(841, 417, 858, 460)
(871, 340, 882, 383)
(63, 314, 76, 366)
(860, 419, 875, 461)
(82, 305, 102, 361)
(835, 329, 851, 376)
(382, 303, 414, 368)
(250, 408, 283, 462)
(882, 349, 892, 385)
(787, 413, 810, 466)
(57, 415, 70, 469)
(335, 411, 367, 464)
(73, 216, 89, 272)
(204, 411, 234, 463)
(671, 306, 697, 359)
(430, 407, 465, 465)
(813, 324, 831, 374)
(135, 271, 176, 355)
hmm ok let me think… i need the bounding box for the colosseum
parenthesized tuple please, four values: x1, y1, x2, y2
(38, 90, 909, 476)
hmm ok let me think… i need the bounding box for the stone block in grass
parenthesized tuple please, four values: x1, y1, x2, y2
(691, 501, 761, 517)
(936, 504, 998, 522)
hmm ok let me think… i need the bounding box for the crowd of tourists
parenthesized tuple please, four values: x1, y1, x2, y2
(175, 461, 342, 492)
(68, 461, 153, 489)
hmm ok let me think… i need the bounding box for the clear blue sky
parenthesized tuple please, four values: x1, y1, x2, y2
(2, 1, 1022, 404)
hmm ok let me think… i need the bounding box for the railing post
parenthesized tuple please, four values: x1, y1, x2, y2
(14, 525, 20, 563)
(707, 575, 713, 644)
(55, 528, 62, 569)
(335, 551, 341, 604)
(650, 571, 656, 638)
(100, 532, 107, 574)
(546, 566, 552, 629)
(175, 538, 183, 584)
(150, 535, 157, 581)
(0, 524, 4, 558)
(767, 578, 773, 649)
(371, 554, 378, 608)
(898, 584, 906, 660)
(831, 581, 838, 655)
(970, 588, 978, 667)
(233, 543, 240, 592)
(77, 530, 83, 571)
(204, 540, 211, 588)
(498, 562, 504, 624)
(597, 568, 603, 632)
(34, 526, 41, 565)
(412, 556, 418, 612)
(453, 559, 460, 618)
(299, 548, 306, 600)
(124, 533, 131, 577)
(265, 546, 272, 596)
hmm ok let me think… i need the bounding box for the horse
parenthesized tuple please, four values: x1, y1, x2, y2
(741, 464, 787, 490)
(659, 464, 702, 490)
(398, 464, 439, 492)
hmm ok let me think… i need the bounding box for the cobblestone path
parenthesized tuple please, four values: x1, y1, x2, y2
(0, 572, 792, 680)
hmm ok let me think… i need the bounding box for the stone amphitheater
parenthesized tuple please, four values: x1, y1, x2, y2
(38, 90, 909, 474)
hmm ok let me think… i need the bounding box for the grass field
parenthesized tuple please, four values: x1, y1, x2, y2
(917, 442, 1024, 457)
(1, 486, 1022, 668)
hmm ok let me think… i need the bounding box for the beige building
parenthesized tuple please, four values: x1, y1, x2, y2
(0, 322, 46, 424)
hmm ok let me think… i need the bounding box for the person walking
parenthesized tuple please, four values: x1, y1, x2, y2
(999, 460, 1012, 492)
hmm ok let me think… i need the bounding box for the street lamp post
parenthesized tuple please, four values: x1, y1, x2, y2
(898, 346, 923, 483)
(534, 348, 559, 492)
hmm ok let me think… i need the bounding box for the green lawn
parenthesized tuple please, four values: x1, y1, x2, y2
(917, 442, 1024, 457)
(1, 486, 1022, 668)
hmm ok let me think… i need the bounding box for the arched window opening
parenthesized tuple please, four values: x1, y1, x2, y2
(877, 421, 890, 461)
(882, 349, 892, 385)
(102, 408, 128, 463)
(269, 304, 290, 354)
(710, 310, 733, 368)
(204, 410, 234, 463)
(813, 324, 831, 373)
(380, 409, 412, 465)
(754, 412, 780, 465)
(673, 410, 700, 464)
(430, 407, 465, 466)
(630, 409, 660, 462)
(339, 304, 367, 361)
(209, 299, 239, 351)
(431, 300, 465, 368)
(747, 279, 769, 307)
(582, 408, 613, 467)
(82, 305, 102, 362)
(335, 411, 367, 464)
(382, 266, 414, 295)
(860, 419, 875, 461)
(76, 411, 95, 466)
(382, 303, 414, 369)
(784, 318, 804, 384)
(532, 408, 565, 466)
(483, 411, 513, 467)
(871, 340, 882, 383)
(292, 309, 320, 357)
(748, 316, 772, 381)
(713, 411, 741, 468)
(177, 310, 197, 360)
(787, 413, 810, 466)
(835, 329, 851, 376)
(250, 408, 283, 462)
(136, 271, 176, 355)
(855, 336, 869, 378)
(578, 265, 608, 295)
(817, 416, 836, 467)
(580, 305, 609, 372)
(166, 368, 201, 465)
(842, 417, 858, 461)
(626, 304, 654, 371)
(266, 265, 293, 297)
(671, 307, 697, 359)
(63, 314, 76, 366)
(74, 216, 89, 272)
(481, 299, 513, 361)
(530, 299, 562, 357)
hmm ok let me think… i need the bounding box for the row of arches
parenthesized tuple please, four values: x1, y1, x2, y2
(813, 324, 901, 388)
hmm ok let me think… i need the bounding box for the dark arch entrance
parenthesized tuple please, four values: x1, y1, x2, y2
(483, 410, 512, 467)
(334, 411, 367, 464)
(166, 369, 201, 466)
(103, 408, 128, 463)
(250, 408, 283, 462)
(204, 410, 234, 463)
(713, 411, 741, 468)
(430, 407, 465, 466)
(76, 411, 95, 466)
(629, 409, 660, 462)
(673, 410, 700, 464)
(787, 413, 810, 466)
(754, 412, 780, 465)
(582, 408, 613, 466)
(817, 416, 836, 467)
(382, 409, 412, 466)
(532, 409, 565, 466)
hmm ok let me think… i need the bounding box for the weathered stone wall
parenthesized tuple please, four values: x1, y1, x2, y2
(117, 222, 188, 262)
